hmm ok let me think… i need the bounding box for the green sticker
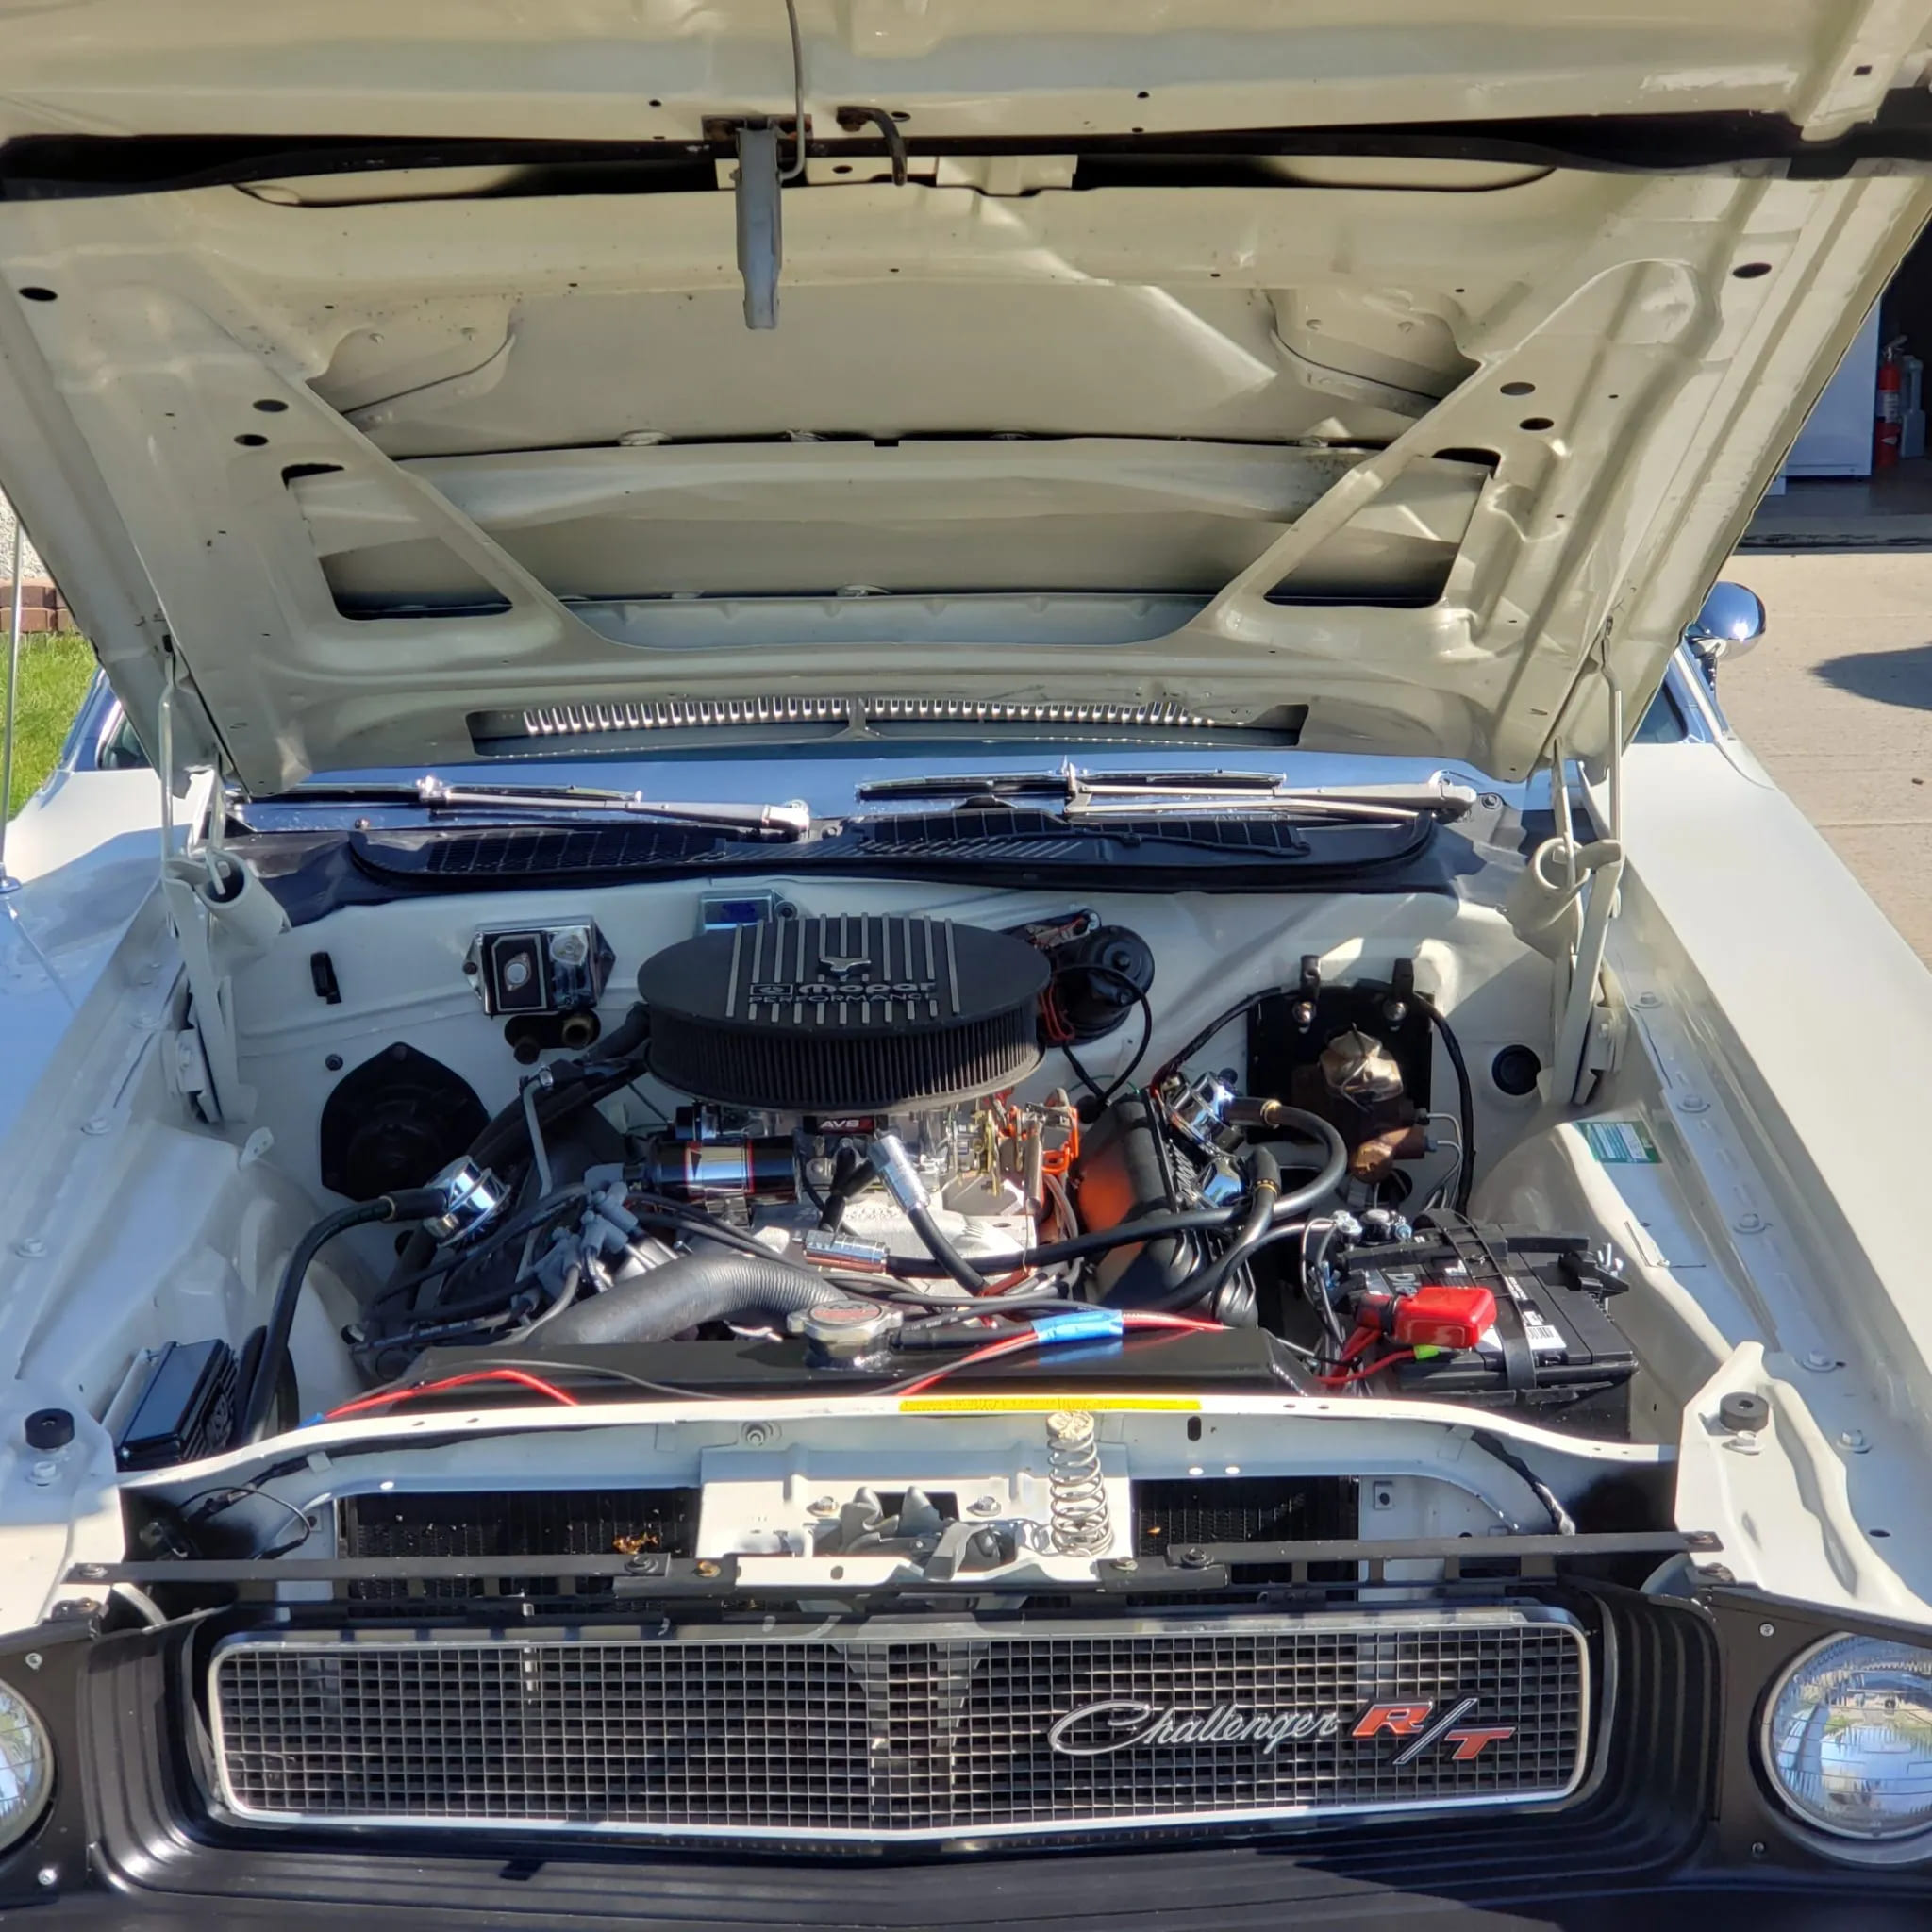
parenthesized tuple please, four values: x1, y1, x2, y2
(1581, 1119, 1660, 1165)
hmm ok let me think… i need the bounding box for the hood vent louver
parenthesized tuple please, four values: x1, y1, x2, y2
(470, 695, 1300, 755)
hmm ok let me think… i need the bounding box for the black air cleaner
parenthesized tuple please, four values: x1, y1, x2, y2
(637, 914, 1048, 1111)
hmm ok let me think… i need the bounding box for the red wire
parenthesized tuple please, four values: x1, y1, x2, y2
(325, 1367, 581, 1420)
(892, 1331, 1041, 1396)
(1337, 1321, 1381, 1364)
(891, 1311, 1219, 1398)
(1316, 1347, 1416, 1389)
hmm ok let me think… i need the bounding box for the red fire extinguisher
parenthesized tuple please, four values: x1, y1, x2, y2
(1876, 336, 1907, 468)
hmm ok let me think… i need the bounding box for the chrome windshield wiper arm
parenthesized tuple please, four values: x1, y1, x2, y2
(856, 767, 1284, 803)
(276, 776, 810, 836)
(413, 777, 811, 835)
(858, 766, 1475, 824)
(1067, 777, 1476, 824)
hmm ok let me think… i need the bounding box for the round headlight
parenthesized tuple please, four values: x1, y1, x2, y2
(0, 1679, 52, 1852)
(1763, 1634, 1932, 1840)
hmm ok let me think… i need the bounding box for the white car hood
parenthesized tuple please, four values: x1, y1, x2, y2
(0, 0, 1927, 791)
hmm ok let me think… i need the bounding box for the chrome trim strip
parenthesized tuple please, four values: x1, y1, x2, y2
(207, 1607, 1590, 1843)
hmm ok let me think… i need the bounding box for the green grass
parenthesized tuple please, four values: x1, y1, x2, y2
(2, 629, 93, 817)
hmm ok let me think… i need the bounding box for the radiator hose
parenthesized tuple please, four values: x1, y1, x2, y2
(241, 1186, 449, 1443)
(533, 1248, 862, 1346)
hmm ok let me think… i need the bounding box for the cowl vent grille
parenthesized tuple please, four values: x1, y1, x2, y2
(469, 694, 1291, 756)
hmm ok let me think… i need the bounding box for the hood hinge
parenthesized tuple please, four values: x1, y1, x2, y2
(1509, 660, 1626, 1106)
(1551, 668, 1626, 1106)
(155, 649, 285, 1122)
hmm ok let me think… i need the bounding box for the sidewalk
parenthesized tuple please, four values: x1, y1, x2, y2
(1718, 550, 1932, 964)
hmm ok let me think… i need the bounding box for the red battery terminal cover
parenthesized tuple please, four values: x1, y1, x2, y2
(1391, 1283, 1496, 1351)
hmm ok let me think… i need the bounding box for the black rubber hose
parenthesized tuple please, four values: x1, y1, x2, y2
(1145, 1149, 1279, 1314)
(884, 1104, 1348, 1287)
(590, 1000, 652, 1065)
(884, 1204, 1241, 1278)
(1413, 991, 1476, 1214)
(908, 1202, 992, 1295)
(1259, 1109, 1350, 1218)
(534, 1249, 861, 1346)
(242, 1187, 447, 1442)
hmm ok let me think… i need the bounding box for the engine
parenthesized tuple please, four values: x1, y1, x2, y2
(330, 910, 1636, 1428)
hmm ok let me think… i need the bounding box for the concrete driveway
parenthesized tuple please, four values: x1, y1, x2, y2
(1717, 551, 1932, 966)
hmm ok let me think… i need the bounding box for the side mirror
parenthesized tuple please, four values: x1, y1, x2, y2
(1683, 580, 1766, 684)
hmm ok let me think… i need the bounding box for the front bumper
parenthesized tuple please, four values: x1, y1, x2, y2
(6, 1587, 1932, 1927)
(10, 1860, 1931, 1932)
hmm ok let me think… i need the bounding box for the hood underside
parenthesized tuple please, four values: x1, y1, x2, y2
(0, 2, 1928, 789)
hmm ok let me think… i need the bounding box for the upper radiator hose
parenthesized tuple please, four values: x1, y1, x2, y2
(534, 1248, 863, 1346)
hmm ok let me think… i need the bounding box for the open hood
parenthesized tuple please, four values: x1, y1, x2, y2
(0, 2, 1929, 791)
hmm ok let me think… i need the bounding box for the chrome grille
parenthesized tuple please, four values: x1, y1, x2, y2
(209, 1610, 1588, 1843)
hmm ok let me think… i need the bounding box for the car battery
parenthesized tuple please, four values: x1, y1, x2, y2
(1331, 1224, 1635, 1410)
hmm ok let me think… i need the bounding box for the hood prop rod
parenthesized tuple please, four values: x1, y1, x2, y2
(0, 518, 22, 896)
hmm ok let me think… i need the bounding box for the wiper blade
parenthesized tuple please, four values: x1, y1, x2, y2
(282, 775, 811, 838)
(858, 766, 1476, 824)
(858, 766, 1282, 803)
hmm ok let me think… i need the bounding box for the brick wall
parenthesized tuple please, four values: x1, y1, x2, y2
(0, 576, 73, 633)
(0, 492, 70, 632)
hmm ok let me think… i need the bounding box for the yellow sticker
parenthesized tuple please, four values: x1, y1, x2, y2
(899, 1394, 1201, 1414)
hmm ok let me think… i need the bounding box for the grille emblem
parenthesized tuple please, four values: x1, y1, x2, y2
(1049, 1696, 1516, 1761)
(1049, 1700, 1344, 1757)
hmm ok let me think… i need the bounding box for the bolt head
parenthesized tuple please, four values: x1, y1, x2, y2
(808, 1496, 837, 1516)
(23, 1652, 42, 1671)
(35, 1866, 56, 1889)
(1678, 1093, 1708, 1114)
(1734, 1212, 1765, 1234)
(1635, 991, 1662, 1009)
(969, 1495, 1000, 1516)
(1107, 1557, 1139, 1574)
(693, 1559, 722, 1579)
(83, 1115, 110, 1136)
(26, 1459, 58, 1486)
(13, 1238, 44, 1257)
(1800, 1350, 1837, 1372)
(1840, 1430, 1870, 1453)
(741, 1421, 774, 1446)
(1759, 1622, 1777, 1639)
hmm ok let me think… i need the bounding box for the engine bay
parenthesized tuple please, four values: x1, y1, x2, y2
(102, 895, 1654, 1475)
(0, 840, 1800, 1667)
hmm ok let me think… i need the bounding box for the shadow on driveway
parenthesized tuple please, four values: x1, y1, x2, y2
(1812, 641, 1932, 711)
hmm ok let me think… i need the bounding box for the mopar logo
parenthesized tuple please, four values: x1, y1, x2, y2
(750, 979, 936, 1001)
